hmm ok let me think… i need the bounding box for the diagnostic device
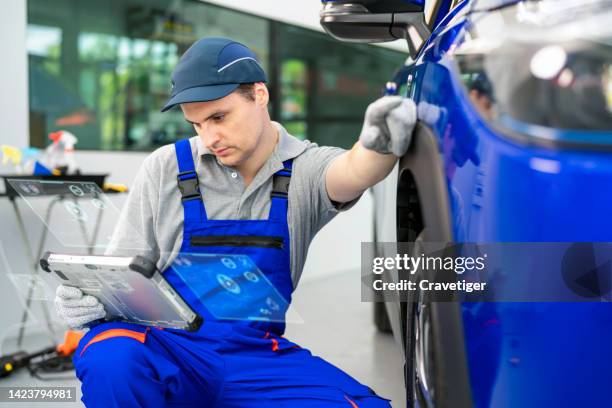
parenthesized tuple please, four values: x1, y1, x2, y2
(40, 252, 202, 331)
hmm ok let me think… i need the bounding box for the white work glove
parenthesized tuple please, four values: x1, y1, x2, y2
(417, 101, 442, 126)
(359, 96, 417, 157)
(55, 285, 106, 329)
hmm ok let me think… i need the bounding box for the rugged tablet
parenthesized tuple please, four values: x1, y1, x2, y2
(40, 252, 202, 331)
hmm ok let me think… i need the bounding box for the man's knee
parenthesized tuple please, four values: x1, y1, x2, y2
(75, 336, 173, 408)
(76, 336, 152, 384)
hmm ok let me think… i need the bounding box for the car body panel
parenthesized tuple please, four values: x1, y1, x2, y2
(373, 0, 612, 406)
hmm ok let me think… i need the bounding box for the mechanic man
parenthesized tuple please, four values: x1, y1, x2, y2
(55, 37, 416, 407)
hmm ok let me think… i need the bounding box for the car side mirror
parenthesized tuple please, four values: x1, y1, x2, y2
(319, 0, 430, 58)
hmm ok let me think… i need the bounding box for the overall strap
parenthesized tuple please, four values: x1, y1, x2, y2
(269, 159, 293, 222)
(174, 139, 207, 223)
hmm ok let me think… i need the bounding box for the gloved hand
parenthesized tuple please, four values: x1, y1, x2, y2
(55, 285, 106, 329)
(359, 96, 417, 157)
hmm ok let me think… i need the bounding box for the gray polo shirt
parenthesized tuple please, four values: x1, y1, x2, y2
(106, 121, 358, 288)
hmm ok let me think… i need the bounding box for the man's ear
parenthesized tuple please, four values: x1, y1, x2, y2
(254, 83, 269, 107)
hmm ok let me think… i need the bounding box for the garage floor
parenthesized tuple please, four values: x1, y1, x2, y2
(286, 270, 406, 407)
(0, 270, 406, 407)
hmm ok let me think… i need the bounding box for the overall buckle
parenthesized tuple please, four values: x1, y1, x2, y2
(177, 171, 201, 201)
(271, 174, 290, 198)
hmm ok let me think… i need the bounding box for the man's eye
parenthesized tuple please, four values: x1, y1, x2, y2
(213, 114, 225, 121)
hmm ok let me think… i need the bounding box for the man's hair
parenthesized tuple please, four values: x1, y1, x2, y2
(234, 83, 256, 101)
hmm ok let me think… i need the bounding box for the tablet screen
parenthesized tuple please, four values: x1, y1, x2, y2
(168, 253, 290, 323)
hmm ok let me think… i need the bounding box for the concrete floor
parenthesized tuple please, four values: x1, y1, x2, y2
(0, 270, 406, 407)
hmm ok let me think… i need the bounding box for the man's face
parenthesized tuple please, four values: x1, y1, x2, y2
(181, 85, 267, 167)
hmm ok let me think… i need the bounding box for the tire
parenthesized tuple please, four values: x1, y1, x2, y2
(396, 123, 471, 407)
(405, 232, 432, 407)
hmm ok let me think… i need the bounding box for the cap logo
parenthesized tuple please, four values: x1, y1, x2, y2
(217, 57, 261, 73)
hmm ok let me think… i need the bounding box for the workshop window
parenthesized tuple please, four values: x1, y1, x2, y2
(27, 0, 405, 151)
(26, 0, 268, 151)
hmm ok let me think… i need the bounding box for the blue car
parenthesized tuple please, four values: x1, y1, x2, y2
(321, 0, 612, 406)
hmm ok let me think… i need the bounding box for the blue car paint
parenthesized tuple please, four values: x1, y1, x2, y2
(404, 1, 612, 406)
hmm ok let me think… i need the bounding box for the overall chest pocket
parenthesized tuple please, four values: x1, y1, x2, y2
(190, 235, 284, 250)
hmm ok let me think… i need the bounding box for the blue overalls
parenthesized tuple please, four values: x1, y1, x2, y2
(73, 140, 391, 408)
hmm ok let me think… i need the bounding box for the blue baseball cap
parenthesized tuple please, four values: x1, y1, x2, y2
(161, 37, 267, 112)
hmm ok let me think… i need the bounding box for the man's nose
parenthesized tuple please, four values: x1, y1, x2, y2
(203, 131, 221, 149)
